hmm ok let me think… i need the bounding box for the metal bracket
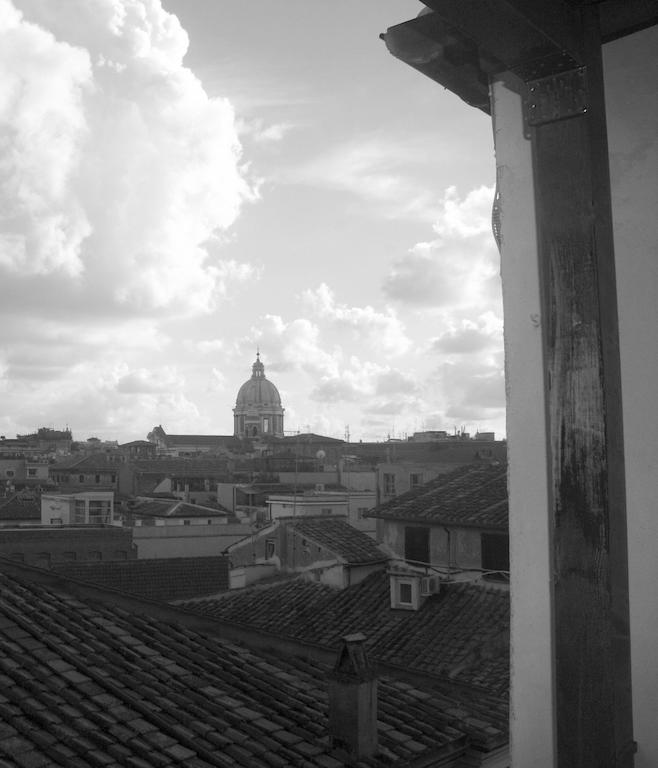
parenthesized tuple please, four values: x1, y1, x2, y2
(523, 66, 588, 137)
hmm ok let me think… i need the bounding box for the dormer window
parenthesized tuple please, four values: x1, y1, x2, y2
(389, 570, 427, 611)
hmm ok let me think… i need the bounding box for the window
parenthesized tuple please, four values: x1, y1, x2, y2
(183, 519, 191, 526)
(62, 551, 77, 561)
(89, 500, 111, 525)
(49, 517, 63, 525)
(88, 551, 102, 561)
(383, 473, 396, 496)
(35, 552, 51, 569)
(481, 533, 510, 581)
(5, 470, 14, 477)
(409, 472, 422, 488)
(357, 507, 368, 519)
(27, 468, 37, 477)
(78, 474, 85, 483)
(321, 508, 332, 515)
(73, 501, 86, 524)
(114, 550, 128, 561)
(207, 519, 213, 525)
(398, 582, 413, 605)
(405, 526, 430, 566)
(95, 474, 100, 484)
(265, 539, 276, 559)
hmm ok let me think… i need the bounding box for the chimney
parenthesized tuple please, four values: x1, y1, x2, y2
(327, 633, 378, 759)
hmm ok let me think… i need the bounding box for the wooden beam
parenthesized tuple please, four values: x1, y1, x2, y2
(381, 14, 490, 113)
(420, 0, 585, 78)
(599, 0, 658, 42)
(530, 9, 634, 766)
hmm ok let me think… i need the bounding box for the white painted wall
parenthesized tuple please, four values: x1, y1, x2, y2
(491, 75, 555, 768)
(604, 26, 658, 768)
(133, 523, 251, 558)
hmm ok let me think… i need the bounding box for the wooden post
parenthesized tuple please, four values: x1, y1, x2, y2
(529, 10, 634, 767)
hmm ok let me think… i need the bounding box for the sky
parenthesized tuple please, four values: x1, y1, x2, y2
(0, 0, 504, 444)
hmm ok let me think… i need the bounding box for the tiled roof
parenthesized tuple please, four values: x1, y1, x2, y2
(163, 434, 234, 446)
(0, 491, 41, 522)
(0, 568, 506, 767)
(182, 570, 510, 698)
(369, 463, 508, 528)
(51, 556, 230, 601)
(289, 517, 387, 564)
(50, 454, 121, 472)
(278, 433, 345, 444)
(131, 499, 228, 518)
(131, 459, 228, 477)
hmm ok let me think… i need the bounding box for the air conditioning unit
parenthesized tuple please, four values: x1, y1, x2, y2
(420, 575, 442, 596)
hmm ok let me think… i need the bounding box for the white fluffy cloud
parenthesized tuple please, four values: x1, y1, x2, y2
(431, 312, 503, 355)
(310, 358, 420, 408)
(1, 0, 254, 313)
(302, 283, 410, 356)
(250, 314, 340, 378)
(287, 135, 441, 221)
(0, 0, 261, 438)
(383, 185, 500, 310)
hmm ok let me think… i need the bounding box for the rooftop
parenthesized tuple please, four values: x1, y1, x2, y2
(368, 463, 508, 528)
(131, 458, 229, 477)
(287, 517, 387, 564)
(181, 569, 510, 698)
(130, 498, 229, 519)
(0, 565, 507, 767)
(0, 491, 41, 523)
(51, 556, 229, 601)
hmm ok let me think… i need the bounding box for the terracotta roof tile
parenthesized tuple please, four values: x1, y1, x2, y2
(368, 463, 508, 528)
(51, 557, 229, 601)
(0, 568, 506, 766)
(0, 491, 41, 522)
(182, 571, 509, 700)
(288, 517, 386, 564)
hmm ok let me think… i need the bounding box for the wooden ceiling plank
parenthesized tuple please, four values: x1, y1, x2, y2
(382, 15, 491, 113)
(421, 0, 585, 77)
(598, 0, 658, 42)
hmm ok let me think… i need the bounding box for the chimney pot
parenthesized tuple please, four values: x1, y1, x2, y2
(327, 633, 378, 759)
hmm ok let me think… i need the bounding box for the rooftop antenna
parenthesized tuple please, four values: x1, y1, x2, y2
(344, 424, 350, 443)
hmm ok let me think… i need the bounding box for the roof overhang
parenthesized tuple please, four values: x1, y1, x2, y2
(381, 1, 658, 112)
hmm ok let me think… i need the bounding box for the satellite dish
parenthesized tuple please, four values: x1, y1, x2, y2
(316, 450, 326, 460)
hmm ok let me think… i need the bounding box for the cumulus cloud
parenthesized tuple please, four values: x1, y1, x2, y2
(383, 185, 500, 310)
(0, 356, 203, 439)
(249, 314, 341, 378)
(115, 366, 183, 394)
(1, 0, 254, 313)
(302, 283, 410, 356)
(310, 358, 420, 411)
(436, 358, 506, 424)
(287, 135, 440, 221)
(431, 312, 503, 355)
(237, 117, 296, 144)
(0, 0, 264, 438)
(191, 339, 224, 355)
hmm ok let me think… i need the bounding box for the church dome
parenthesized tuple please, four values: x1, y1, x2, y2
(235, 354, 282, 407)
(233, 353, 284, 439)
